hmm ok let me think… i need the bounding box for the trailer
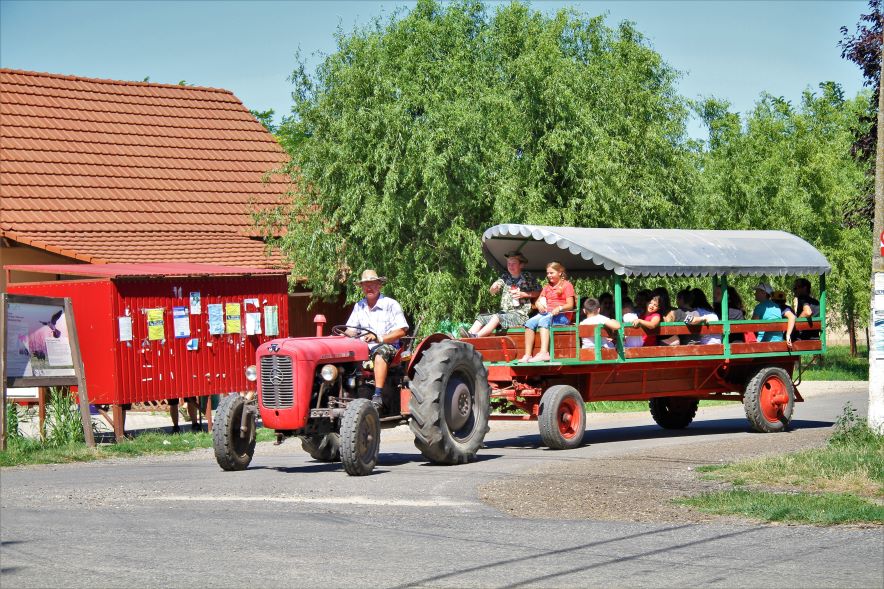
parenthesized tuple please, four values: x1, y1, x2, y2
(471, 225, 829, 448)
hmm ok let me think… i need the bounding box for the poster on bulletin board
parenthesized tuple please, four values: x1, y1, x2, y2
(146, 308, 165, 341)
(225, 303, 241, 334)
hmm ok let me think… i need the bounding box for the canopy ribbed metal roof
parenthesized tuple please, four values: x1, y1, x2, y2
(482, 225, 831, 278)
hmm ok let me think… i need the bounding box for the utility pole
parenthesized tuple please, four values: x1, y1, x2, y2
(869, 45, 884, 433)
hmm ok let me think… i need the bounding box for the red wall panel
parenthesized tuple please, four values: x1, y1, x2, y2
(9, 274, 289, 405)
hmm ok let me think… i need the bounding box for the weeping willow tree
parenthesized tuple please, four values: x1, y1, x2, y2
(260, 0, 696, 326)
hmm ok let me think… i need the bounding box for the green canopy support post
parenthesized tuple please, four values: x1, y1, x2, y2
(720, 275, 730, 358)
(819, 273, 827, 353)
(614, 275, 624, 361)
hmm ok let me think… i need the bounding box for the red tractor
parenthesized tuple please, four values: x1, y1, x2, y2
(212, 327, 490, 476)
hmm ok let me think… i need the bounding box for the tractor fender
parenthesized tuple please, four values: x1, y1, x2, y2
(405, 333, 452, 380)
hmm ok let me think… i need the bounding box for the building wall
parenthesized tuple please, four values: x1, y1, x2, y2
(0, 240, 84, 292)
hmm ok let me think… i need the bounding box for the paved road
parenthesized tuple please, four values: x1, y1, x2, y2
(2, 382, 881, 588)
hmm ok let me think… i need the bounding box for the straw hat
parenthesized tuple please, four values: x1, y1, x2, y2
(356, 269, 387, 284)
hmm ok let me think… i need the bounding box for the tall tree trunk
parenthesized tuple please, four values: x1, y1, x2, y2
(848, 308, 858, 357)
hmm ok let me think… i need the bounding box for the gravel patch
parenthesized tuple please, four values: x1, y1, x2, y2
(479, 425, 834, 524)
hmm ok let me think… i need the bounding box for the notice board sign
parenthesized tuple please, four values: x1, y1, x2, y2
(2, 294, 77, 388)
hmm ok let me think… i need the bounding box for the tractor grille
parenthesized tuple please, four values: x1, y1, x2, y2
(260, 355, 294, 408)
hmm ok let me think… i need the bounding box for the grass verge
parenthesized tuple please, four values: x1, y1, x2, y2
(678, 404, 884, 525)
(0, 428, 277, 468)
(801, 345, 868, 381)
(679, 490, 883, 525)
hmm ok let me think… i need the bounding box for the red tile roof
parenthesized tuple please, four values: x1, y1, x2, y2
(5, 263, 288, 278)
(0, 69, 292, 267)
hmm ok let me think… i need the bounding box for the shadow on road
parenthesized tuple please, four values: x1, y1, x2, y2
(484, 417, 834, 450)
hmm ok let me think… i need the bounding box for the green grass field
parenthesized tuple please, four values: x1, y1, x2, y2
(801, 345, 869, 381)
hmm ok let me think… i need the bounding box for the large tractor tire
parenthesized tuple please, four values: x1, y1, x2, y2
(538, 385, 586, 449)
(300, 433, 341, 462)
(213, 394, 256, 471)
(649, 397, 699, 430)
(409, 339, 490, 464)
(339, 398, 380, 476)
(744, 366, 795, 433)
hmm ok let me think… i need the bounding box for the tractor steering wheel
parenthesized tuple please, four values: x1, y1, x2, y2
(331, 325, 379, 341)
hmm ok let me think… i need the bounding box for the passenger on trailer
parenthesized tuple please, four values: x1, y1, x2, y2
(725, 286, 747, 343)
(653, 287, 679, 345)
(751, 282, 784, 342)
(631, 295, 663, 346)
(580, 298, 621, 349)
(671, 289, 698, 345)
(772, 290, 798, 348)
(792, 278, 821, 341)
(621, 298, 644, 348)
(683, 288, 722, 344)
(462, 250, 541, 338)
(598, 292, 615, 322)
(520, 261, 575, 363)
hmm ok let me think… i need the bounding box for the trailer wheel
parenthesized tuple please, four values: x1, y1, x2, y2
(300, 433, 340, 462)
(340, 398, 380, 476)
(213, 394, 256, 471)
(744, 367, 795, 433)
(649, 397, 699, 429)
(538, 385, 586, 449)
(409, 340, 490, 464)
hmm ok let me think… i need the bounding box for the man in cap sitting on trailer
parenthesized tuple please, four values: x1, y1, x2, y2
(461, 250, 541, 338)
(345, 270, 409, 408)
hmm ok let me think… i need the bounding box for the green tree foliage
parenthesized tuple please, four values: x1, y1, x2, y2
(262, 0, 695, 324)
(696, 83, 873, 329)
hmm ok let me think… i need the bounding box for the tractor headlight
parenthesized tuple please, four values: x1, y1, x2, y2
(320, 364, 339, 382)
(245, 365, 258, 382)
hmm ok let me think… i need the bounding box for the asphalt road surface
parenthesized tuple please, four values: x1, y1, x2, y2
(2, 382, 881, 588)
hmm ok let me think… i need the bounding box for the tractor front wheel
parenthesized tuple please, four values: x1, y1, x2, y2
(649, 397, 699, 429)
(744, 366, 795, 433)
(339, 398, 380, 476)
(409, 340, 490, 464)
(301, 433, 341, 462)
(212, 394, 256, 471)
(538, 385, 586, 449)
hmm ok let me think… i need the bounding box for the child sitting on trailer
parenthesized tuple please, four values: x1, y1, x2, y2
(580, 298, 621, 349)
(520, 261, 575, 362)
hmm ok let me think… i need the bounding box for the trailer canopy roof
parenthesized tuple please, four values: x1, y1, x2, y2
(482, 224, 831, 278)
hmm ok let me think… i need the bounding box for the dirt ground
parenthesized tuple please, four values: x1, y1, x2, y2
(479, 424, 835, 524)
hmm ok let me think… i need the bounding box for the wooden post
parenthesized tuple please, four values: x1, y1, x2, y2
(1, 293, 7, 451)
(63, 299, 95, 448)
(112, 404, 124, 442)
(38, 387, 48, 441)
(206, 395, 213, 433)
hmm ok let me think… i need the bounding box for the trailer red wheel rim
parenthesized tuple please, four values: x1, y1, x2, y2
(557, 396, 581, 439)
(760, 375, 787, 423)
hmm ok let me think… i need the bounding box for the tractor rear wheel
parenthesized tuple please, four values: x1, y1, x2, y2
(213, 394, 256, 471)
(744, 366, 795, 433)
(649, 397, 699, 429)
(339, 398, 380, 476)
(538, 385, 586, 449)
(409, 340, 490, 464)
(300, 433, 340, 462)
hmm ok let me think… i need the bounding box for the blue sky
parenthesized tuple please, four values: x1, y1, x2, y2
(0, 0, 870, 139)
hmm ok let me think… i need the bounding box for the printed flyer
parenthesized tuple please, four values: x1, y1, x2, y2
(207, 304, 224, 335)
(225, 302, 241, 334)
(147, 308, 165, 341)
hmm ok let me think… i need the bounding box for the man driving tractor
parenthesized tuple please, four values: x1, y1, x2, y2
(345, 269, 409, 408)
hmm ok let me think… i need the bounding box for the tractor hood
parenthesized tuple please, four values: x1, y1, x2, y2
(258, 336, 370, 363)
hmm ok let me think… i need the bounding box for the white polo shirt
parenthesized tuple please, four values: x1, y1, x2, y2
(345, 294, 409, 347)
